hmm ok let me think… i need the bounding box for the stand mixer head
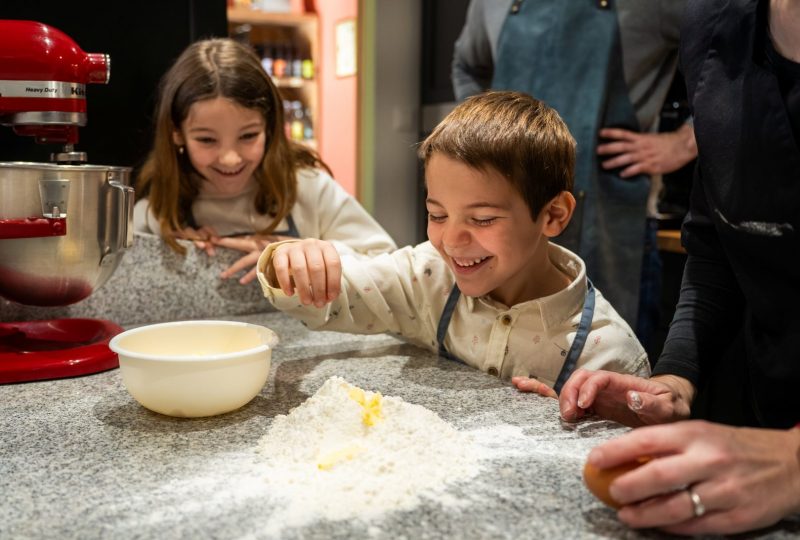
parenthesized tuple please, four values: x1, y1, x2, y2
(0, 19, 109, 147)
(0, 20, 134, 383)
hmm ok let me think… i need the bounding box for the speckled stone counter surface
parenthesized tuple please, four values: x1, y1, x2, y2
(0, 232, 270, 326)
(2, 312, 799, 540)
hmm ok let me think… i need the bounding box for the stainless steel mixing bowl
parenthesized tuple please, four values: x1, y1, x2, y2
(0, 161, 134, 306)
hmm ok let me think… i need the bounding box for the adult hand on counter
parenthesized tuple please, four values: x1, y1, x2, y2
(215, 234, 293, 285)
(587, 420, 800, 535)
(559, 369, 693, 427)
(175, 225, 221, 257)
(271, 238, 341, 307)
(597, 123, 697, 178)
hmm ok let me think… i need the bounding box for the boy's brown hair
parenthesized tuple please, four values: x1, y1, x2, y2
(418, 91, 575, 219)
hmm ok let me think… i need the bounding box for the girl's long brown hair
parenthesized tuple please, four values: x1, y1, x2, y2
(136, 38, 329, 254)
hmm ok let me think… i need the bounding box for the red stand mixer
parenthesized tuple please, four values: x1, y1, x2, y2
(0, 20, 134, 383)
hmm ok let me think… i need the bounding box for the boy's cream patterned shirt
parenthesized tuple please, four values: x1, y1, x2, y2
(258, 241, 650, 386)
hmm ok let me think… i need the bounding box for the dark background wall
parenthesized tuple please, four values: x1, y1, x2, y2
(420, 0, 470, 105)
(417, 0, 470, 241)
(0, 0, 227, 170)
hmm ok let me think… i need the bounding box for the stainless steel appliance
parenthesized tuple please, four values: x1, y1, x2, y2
(0, 20, 134, 383)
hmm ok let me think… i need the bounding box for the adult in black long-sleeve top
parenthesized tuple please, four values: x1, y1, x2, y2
(655, 0, 800, 429)
(555, 0, 800, 535)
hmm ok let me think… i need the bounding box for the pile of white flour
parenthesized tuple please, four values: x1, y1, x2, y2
(255, 376, 481, 530)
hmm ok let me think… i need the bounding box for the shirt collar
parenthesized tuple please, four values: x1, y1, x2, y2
(469, 243, 587, 326)
(536, 243, 587, 331)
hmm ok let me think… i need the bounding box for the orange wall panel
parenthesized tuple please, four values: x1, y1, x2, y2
(315, 0, 358, 196)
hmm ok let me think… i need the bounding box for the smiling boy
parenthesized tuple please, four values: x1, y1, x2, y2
(257, 91, 649, 396)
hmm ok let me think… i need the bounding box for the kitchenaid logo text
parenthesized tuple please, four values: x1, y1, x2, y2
(0, 80, 86, 99)
(25, 87, 85, 96)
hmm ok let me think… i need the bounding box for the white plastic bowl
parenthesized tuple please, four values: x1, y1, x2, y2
(109, 320, 279, 417)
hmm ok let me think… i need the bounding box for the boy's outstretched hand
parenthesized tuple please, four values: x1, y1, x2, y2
(512, 376, 557, 399)
(270, 238, 342, 307)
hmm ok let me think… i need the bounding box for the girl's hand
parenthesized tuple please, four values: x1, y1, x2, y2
(175, 226, 220, 256)
(219, 251, 260, 285)
(270, 239, 341, 307)
(214, 234, 292, 285)
(511, 376, 557, 398)
(588, 421, 800, 535)
(558, 369, 693, 427)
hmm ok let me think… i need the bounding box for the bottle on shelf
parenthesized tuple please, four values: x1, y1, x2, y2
(302, 106, 314, 141)
(290, 45, 302, 79)
(290, 100, 305, 141)
(300, 42, 314, 79)
(260, 43, 274, 77)
(284, 44, 295, 79)
(273, 43, 287, 79)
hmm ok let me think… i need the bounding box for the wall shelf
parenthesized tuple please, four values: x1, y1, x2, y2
(227, 6, 319, 148)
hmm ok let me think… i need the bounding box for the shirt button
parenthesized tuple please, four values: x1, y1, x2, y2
(501, 315, 512, 326)
(487, 367, 499, 377)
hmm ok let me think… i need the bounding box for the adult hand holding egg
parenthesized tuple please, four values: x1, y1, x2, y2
(584, 420, 800, 536)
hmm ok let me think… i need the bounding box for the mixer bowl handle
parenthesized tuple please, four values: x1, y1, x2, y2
(109, 177, 135, 250)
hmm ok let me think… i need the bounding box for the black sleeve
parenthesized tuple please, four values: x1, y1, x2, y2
(652, 0, 747, 385)
(652, 167, 745, 385)
(679, 0, 727, 103)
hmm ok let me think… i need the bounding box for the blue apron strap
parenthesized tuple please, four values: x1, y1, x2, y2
(437, 285, 462, 359)
(203, 214, 300, 239)
(553, 280, 596, 395)
(271, 214, 300, 238)
(284, 214, 300, 237)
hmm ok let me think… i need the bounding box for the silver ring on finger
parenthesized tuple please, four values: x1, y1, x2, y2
(687, 486, 706, 518)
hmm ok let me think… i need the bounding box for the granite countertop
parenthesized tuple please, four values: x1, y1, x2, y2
(3, 311, 800, 540)
(0, 233, 270, 327)
(3, 236, 800, 539)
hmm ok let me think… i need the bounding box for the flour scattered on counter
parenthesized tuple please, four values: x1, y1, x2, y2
(255, 376, 481, 532)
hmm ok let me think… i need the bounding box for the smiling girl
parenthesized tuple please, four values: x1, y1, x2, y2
(134, 39, 395, 284)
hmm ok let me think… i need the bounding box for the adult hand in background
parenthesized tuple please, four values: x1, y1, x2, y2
(559, 369, 693, 427)
(588, 420, 800, 536)
(597, 123, 697, 178)
(270, 238, 341, 307)
(215, 234, 293, 285)
(175, 225, 220, 256)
